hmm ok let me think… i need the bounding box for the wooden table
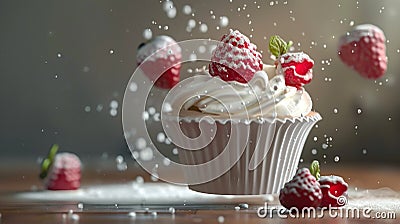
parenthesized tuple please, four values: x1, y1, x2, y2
(0, 160, 399, 223)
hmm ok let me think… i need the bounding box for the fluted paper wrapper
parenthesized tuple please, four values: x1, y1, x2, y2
(165, 113, 321, 195)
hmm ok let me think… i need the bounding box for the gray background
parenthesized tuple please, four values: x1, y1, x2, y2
(0, 0, 399, 166)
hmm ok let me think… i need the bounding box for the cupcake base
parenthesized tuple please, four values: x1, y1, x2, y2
(165, 113, 321, 195)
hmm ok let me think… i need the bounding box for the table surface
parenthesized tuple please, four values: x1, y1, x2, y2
(0, 160, 399, 224)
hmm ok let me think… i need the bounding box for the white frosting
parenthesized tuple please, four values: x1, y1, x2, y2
(167, 65, 312, 119)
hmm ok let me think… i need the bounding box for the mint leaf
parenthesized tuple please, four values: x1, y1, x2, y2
(310, 160, 321, 180)
(269, 35, 291, 57)
(39, 144, 59, 179)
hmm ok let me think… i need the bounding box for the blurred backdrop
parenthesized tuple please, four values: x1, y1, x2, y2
(0, 0, 399, 167)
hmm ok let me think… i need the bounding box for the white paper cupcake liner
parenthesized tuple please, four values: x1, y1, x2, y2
(163, 113, 321, 195)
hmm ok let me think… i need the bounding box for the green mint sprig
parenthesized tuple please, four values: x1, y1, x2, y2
(310, 160, 321, 180)
(269, 35, 293, 57)
(39, 144, 59, 179)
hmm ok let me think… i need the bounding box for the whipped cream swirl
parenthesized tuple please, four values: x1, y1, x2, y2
(167, 66, 312, 119)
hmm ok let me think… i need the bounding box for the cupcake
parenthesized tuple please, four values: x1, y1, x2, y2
(162, 30, 321, 195)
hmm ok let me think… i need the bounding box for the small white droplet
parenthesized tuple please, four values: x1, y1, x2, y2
(77, 203, 84, 209)
(142, 111, 149, 120)
(322, 143, 328, 150)
(188, 19, 196, 28)
(163, 1, 173, 11)
(362, 148, 367, 155)
(182, 5, 192, 15)
(153, 113, 160, 121)
(189, 53, 197, 61)
(163, 158, 171, 166)
(110, 108, 118, 117)
(135, 176, 144, 184)
(117, 162, 127, 171)
(199, 23, 208, 33)
(109, 49, 114, 54)
(115, 155, 124, 164)
(333, 108, 338, 114)
(110, 100, 118, 109)
(140, 147, 153, 161)
(143, 28, 152, 40)
(334, 156, 340, 162)
(136, 137, 147, 150)
(157, 132, 166, 142)
(83, 66, 90, 72)
(148, 107, 156, 115)
(311, 149, 317, 155)
(163, 102, 173, 112)
(219, 16, 229, 27)
(84, 106, 91, 112)
(172, 148, 179, 155)
(128, 212, 136, 218)
(70, 214, 80, 221)
(57, 53, 62, 58)
(168, 207, 176, 214)
(217, 216, 225, 223)
(129, 82, 138, 92)
(167, 7, 177, 18)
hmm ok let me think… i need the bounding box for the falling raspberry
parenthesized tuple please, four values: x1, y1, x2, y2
(338, 24, 387, 79)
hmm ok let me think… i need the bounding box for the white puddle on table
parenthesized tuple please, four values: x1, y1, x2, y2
(5, 182, 400, 212)
(9, 182, 274, 205)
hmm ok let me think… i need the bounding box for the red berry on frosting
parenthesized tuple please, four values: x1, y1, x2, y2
(269, 35, 314, 89)
(278, 52, 314, 89)
(338, 24, 387, 79)
(209, 29, 263, 83)
(40, 145, 81, 190)
(137, 35, 181, 89)
(319, 175, 349, 207)
(279, 168, 323, 209)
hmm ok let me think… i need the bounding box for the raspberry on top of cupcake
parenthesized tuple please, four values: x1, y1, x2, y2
(209, 29, 263, 83)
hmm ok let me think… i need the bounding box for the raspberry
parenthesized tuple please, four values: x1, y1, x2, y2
(137, 35, 182, 89)
(279, 168, 323, 209)
(338, 24, 387, 79)
(278, 52, 314, 89)
(319, 175, 349, 207)
(209, 29, 263, 83)
(40, 145, 81, 190)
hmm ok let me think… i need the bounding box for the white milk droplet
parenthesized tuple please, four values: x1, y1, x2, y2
(136, 138, 147, 150)
(129, 82, 138, 92)
(182, 5, 192, 15)
(219, 16, 229, 27)
(110, 100, 118, 109)
(167, 7, 177, 18)
(199, 23, 208, 33)
(110, 109, 118, 117)
(140, 147, 153, 161)
(143, 28, 152, 40)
